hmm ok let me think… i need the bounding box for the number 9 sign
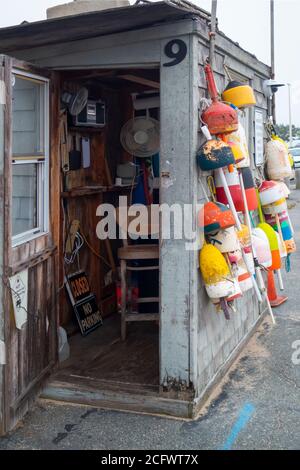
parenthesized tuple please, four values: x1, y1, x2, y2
(163, 39, 187, 67)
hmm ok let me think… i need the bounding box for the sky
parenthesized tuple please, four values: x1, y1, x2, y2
(0, 0, 299, 126)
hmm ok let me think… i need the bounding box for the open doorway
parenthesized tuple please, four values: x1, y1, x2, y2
(50, 67, 161, 394)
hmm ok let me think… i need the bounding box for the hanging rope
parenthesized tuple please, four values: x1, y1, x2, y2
(64, 231, 84, 265)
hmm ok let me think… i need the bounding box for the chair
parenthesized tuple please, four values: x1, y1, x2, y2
(116, 205, 159, 340)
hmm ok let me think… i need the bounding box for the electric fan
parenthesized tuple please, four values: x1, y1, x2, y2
(61, 87, 89, 116)
(120, 116, 160, 158)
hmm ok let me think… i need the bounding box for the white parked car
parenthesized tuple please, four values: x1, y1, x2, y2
(290, 147, 300, 169)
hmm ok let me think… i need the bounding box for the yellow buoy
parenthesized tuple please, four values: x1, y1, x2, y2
(222, 81, 256, 109)
(199, 244, 229, 285)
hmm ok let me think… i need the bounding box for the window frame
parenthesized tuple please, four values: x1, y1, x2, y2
(11, 69, 49, 247)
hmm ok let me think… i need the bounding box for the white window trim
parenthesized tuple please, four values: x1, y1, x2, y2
(12, 69, 50, 248)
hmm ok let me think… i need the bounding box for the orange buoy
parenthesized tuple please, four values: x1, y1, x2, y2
(201, 64, 238, 135)
(198, 201, 236, 234)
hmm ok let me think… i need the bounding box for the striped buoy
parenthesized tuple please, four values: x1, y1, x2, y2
(257, 222, 281, 270)
(215, 167, 244, 211)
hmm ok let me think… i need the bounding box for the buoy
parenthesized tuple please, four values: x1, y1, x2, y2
(198, 201, 236, 234)
(197, 139, 235, 171)
(276, 181, 291, 199)
(238, 266, 253, 293)
(232, 122, 251, 169)
(228, 249, 252, 293)
(265, 211, 288, 227)
(226, 278, 242, 302)
(220, 132, 245, 164)
(285, 238, 297, 254)
(266, 139, 292, 181)
(205, 280, 236, 301)
(228, 248, 242, 264)
(215, 167, 257, 212)
(237, 224, 255, 275)
(257, 222, 281, 270)
(240, 168, 258, 211)
(199, 244, 236, 313)
(222, 81, 256, 109)
(215, 167, 244, 211)
(200, 244, 230, 284)
(265, 212, 293, 241)
(201, 64, 238, 135)
(207, 226, 240, 253)
(252, 228, 272, 268)
(258, 180, 284, 206)
(262, 198, 287, 216)
(276, 231, 287, 259)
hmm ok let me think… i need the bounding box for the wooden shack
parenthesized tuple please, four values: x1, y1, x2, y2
(0, 0, 271, 434)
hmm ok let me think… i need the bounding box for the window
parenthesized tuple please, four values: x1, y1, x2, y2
(12, 72, 49, 246)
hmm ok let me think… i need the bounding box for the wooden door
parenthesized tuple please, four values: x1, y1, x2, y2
(0, 55, 60, 434)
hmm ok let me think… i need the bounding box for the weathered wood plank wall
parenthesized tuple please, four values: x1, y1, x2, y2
(0, 58, 59, 434)
(0, 14, 271, 408)
(0, 58, 7, 435)
(194, 21, 270, 398)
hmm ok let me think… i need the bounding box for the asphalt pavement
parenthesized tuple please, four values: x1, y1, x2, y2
(1, 191, 300, 450)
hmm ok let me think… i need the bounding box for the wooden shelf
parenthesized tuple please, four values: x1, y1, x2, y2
(61, 184, 136, 198)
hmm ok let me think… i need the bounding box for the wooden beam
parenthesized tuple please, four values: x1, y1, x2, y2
(118, 74, 160, 89)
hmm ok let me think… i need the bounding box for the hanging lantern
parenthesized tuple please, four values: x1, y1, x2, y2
(198, 201, 236, 234)
(222, 81, 256, 108)
(196, 139, 235, 171)
(201, 64, 238, 135)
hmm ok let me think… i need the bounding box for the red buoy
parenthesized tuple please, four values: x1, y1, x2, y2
(201, 64, 238, 135)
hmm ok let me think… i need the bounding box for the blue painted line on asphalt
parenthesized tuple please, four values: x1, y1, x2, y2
(220, 402, 255, 450)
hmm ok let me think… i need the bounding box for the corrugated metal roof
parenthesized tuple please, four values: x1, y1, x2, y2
(0, 1, 210, 53)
